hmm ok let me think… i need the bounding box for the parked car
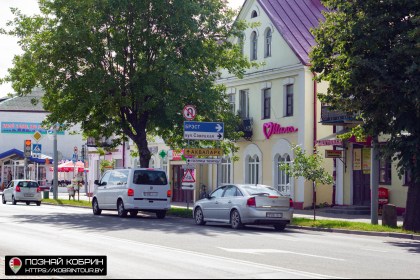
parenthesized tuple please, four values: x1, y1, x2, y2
(92, 168, 171, 219)
(2, 180, 42, 206)
(193, 184, 294, 231)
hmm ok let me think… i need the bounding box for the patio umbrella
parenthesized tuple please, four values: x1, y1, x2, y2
(49, 161, 87, 173)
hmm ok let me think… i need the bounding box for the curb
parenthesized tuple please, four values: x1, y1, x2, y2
(288, 225, 420, 240)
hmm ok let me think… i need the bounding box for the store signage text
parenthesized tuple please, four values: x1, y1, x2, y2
(263, 122, 298, 139)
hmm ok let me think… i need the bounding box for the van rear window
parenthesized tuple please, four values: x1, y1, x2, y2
(18, 181, 39, 188)
(133, 170, 167, 185)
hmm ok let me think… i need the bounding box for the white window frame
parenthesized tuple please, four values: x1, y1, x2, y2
(275, 154, 291, 196)
(251, 31, 258, 61)
(239, 90, 249, 118)
(265, 28, 272, 58)
(219, 157, 233, 185)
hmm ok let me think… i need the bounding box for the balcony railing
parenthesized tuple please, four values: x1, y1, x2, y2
(236, 118, 253, 141)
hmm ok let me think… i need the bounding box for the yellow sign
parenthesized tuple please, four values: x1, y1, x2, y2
(33, 131, 42, 142)
(183, 148, 223, 157)
(325, 150, 342, 158)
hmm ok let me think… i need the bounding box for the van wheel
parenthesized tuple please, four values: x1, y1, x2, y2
(92, 198, 102, 215)
(156, 211, 166, 219)
(36, 201, 41, 206)
(26, 202, 30, 205)
(194, 207, 206, 225)
(2, 195, 6, 204)
(12, 196, 17, 205)
(117, 200, 128, 217)
(129, 210, 138, 217)
(231, 210, 243, 230)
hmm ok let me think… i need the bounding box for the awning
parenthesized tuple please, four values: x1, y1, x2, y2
(0, 149, 53, 164)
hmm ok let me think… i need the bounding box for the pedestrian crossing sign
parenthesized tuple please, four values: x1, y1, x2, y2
(32, 144, 42, 154)
(182, 169, 195, 183)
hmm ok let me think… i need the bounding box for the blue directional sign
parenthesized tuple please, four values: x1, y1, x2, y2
(184, 121, 224, 140)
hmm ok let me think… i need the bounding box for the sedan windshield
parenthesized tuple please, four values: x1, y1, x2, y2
(241, 185, 281, 196)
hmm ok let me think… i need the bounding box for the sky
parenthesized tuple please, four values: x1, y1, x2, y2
(0, 0, 245, 97)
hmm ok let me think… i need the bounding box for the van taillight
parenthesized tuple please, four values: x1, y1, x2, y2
(289, 198, 294, 208)
(37, 187, 41, 193)
(16, 186, 21, 192)
(167, 190, 172, 198)
(247, 197, 256, 207)
(128, 189, 134, 196)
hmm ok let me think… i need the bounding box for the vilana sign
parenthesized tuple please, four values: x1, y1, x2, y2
(263, 122, 298, 139)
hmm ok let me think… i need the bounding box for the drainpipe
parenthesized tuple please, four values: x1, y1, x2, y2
(122, 141, 125, 168)
(313, 72, 318, 209)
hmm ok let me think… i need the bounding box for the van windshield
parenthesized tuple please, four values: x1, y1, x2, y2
(133, 170, 167, 185)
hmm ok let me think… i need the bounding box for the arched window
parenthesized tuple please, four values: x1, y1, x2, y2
(238, 34, 244, 56)
(265, 29, 272, 57)
(251, 10, 258, 18)
(251, 31, 258, 61)
(276, 154, 291, 195)
(247, 155, 260, 184)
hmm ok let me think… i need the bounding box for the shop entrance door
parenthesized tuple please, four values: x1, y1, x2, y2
(353, 171, 370, 206)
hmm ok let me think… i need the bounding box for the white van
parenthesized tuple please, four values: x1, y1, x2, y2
(92, 168, 171, 219)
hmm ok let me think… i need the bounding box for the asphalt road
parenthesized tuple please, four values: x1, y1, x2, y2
(1, 202, 420, 279)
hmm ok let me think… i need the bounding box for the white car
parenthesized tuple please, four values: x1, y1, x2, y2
(92, 168, 171, 219)
(2, 180, 42, 206)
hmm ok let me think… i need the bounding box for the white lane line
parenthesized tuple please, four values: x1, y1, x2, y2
(88, 233, 343, 279)
(362, 248, 389, 253)
(218, 248, 345, 261)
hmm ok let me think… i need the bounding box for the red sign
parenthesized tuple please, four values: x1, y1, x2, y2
(182, 169, 195, 183)
(183, 105, 197, 121)
(263, 122, 298, 139)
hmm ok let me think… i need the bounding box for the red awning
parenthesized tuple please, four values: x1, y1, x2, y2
(49, 161, 87, 172)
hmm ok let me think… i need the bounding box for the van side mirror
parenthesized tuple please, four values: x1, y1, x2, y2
(94, 180, 100, 186)
(206, 194, 212, 200)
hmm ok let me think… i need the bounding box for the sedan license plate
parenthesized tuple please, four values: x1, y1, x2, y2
(144, 192, 158, 197)
(24, 194, 34, 197)
(267, 212, 283, 218)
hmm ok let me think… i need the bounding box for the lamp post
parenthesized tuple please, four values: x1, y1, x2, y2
(53, 123, 59, 200)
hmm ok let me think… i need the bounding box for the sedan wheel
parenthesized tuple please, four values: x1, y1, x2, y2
(12, 196, 17, 205)
(194, 207, 206, 225)
(129, 210, 138, 217)
(231, 210, 243, 230)
(36, 201, 41, 206)
(26, 202, 30, 205)
(92, 199, 102, 215)
(2, 195, 6, 204)
(117, 200, 128, 218)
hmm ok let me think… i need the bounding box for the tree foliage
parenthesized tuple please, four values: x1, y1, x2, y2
(1, 0, 254, 167)
(310, 0, 420, 231)
(280, 145, 333, 186)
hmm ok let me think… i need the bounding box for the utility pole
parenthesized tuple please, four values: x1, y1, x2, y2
(370, 136, 379, 225)
(53, 124, 59, 200)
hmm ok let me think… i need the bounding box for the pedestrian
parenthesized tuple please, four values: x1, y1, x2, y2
(7, 170, 12, 184)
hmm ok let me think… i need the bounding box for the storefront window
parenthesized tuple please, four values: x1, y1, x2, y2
(379, 157, 392, 185)
(276, 154, 291, 196)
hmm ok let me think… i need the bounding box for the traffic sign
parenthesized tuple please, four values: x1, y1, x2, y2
(183, 148, 223, 157)
(186, 158, 221, 164)
(183, 121, 224, 140)
(33, 131, 42, 142)
(182, 169, 195, 183)
(183, 105, 197, 121)
(32, 144, 42, 154)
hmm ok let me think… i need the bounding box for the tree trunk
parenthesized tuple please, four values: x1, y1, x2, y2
(133, 129, 151, 168)
(313, 181, 317, 221)
(403, 182, 420, 232)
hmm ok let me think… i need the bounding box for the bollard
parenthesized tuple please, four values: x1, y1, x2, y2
(382, 204, 397, 228)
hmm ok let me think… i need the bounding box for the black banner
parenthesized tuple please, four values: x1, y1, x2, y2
(5, 256, 107, 276)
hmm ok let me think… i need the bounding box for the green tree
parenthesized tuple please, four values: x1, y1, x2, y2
(310, 0, 420, 231)
(1, 0, 253, 167)
(280, 145, 333, 221)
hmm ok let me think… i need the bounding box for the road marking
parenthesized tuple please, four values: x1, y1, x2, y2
(218, 248, 345, 261)
(89, 234, 343, 279)
(362, 248, 389, 253)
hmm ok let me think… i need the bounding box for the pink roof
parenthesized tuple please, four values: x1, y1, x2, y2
(258, 0, 327, 65)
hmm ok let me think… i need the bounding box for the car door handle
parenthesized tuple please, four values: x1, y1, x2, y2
(215, 202, 219, 204)
(228, 201, 232, 204)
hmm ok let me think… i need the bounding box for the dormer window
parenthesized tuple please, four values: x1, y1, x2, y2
(251, 10, 258, 18)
